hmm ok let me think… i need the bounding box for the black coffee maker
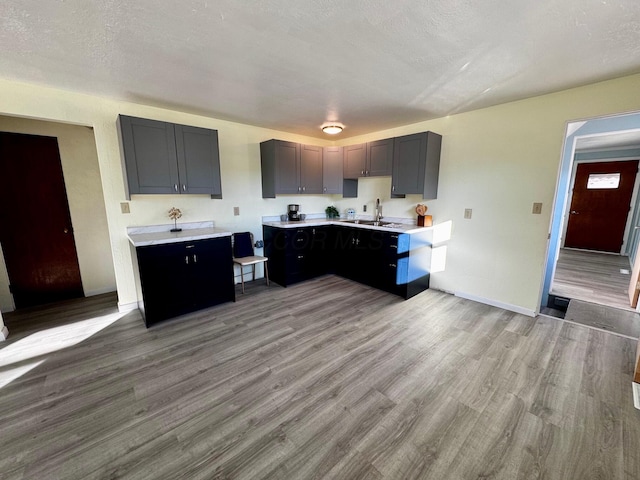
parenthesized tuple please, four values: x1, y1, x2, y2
(287, 204, 301, 221)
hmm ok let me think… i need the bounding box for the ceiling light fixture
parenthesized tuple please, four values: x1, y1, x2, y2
(321, 124, 344, 135)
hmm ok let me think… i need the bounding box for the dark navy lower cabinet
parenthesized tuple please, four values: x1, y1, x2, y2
(135, 236, 235, 327)
(264, 224, 432, 299)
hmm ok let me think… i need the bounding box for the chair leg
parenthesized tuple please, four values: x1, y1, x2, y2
(252, 264, 256, 281)
(264, 261, 270, 286)
(240, 265, 245, 294)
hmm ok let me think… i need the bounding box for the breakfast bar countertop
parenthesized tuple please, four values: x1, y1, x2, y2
(127, 221, 232, 247)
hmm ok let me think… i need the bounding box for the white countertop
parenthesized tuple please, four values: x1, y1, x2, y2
(127, 221, 232, 247)
(262, 218, 433, 234)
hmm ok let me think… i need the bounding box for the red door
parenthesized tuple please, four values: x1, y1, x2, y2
(0, 132, 84, 308)
(565, 160, 639, 253)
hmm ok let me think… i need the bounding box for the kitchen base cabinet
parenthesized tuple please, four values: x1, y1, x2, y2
(134, 237, 235, 327)
(264, 225, 330, 287)
(265, 224, 432, 299)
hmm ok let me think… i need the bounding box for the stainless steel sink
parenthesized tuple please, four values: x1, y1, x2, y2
(341, 219, 376, 225)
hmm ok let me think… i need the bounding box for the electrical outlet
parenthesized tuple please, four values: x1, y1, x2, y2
(363, 205, 367, 212)
(233, 206, 240, 216)
(464, 208, 472, 219)
(120, 202, 130, 214)
(532, 202, 542, 214)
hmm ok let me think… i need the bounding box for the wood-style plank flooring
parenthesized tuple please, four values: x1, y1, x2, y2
(552, 248, 633, 311)
(1, 276, 639, 479)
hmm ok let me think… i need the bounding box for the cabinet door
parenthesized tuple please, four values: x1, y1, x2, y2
(174, 125, 222, 196)
(300, 144, 323, 194)
(367, 139, 394, 176)
(344, 144, 367, 179)
(392, 132, 441, 198)
(136, 242, 191, 325)
(322, 146, 343, 194)
(275, 141, 301, 194)
(119, 116, 180, 195)
(189, 237, 235, 308)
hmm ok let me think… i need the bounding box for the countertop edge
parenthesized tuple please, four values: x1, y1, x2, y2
(262, 220, 433, 234)
(128, 228, 232, 247)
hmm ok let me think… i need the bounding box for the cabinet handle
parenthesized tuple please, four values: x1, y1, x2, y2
(351, 238, 355, 245)
(365, 170, 369, 176)
(312, 229, 315, 235)
(296, 238, 304, 242)
(390, 245, 397, 249)
(389, 263, 396, 268)
(390, 234, 398, 239)
(297, 255, 304, 259)
(356, 239, 360, 245)
(361, 170, 365, 175)
(193, 254, 197, 263)
(182, 184, 186, 192)
(323, 187, 327, 192)
(185, 256, 189, 264)
(392, 185, 396, 192)
(174, 184, 178, 192)
(302, 186, 306, 192)
(298, 186, 301, 193)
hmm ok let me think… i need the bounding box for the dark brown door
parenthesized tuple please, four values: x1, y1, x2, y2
(565, 160, 639, 253)
(0, 132, 84, 308)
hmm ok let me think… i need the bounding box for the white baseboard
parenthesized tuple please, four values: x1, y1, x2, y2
(85, 287, 117, 297)
(0, 326, 8, 341)
(454, 291, 536, 317)
(118, 301, 139, 313)
(634, 382, 640, 410)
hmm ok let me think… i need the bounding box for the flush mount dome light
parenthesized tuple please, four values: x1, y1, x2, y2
(321, 123, 344, 135)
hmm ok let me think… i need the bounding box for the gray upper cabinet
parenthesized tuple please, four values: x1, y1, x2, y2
(344, 144, 367, 179)
(322, 146, 344, 194)
(300, 144, 323, 194)
(344, 140, 393, 178)
(119, 115, 222, 198)
(366, 139, 394, 176)
(392, 131, 442, 199)
(175, 125, 222, 197)
(261, 140, 322, 197)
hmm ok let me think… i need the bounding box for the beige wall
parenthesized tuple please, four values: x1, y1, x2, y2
(0, 74, 639, 315)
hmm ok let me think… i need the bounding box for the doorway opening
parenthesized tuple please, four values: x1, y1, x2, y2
(541, 112, 640, 321)
(0, 116, 116, 324)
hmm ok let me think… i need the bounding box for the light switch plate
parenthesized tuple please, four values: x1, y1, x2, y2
(532, 202, 542, 214)
(464, 208, 472, 219)
(120, 202, 130, 214)
(233, 207, 240, 216)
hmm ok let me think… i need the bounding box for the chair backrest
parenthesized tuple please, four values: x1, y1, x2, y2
(233, 232, 254, 258)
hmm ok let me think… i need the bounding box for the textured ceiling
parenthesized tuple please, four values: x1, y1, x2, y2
(2, 0, 640, 138)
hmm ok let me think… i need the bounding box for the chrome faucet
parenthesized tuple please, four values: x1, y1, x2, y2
(374, 198, 383, 222)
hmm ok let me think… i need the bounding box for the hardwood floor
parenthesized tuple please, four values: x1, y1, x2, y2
(1, 276, 639, 479)
(552, 248, 633, 311)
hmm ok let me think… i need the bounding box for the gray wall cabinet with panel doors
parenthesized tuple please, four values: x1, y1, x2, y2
(344, 139, 393, 178)
(261, 140, 323, 197)
(391, 131, 442, 199)
(119, 115, 222, 199)
(323, 146, 359, 198)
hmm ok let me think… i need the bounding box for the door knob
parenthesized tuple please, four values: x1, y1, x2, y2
(63, 228, 69, 234)
(570, 210, 579, 214)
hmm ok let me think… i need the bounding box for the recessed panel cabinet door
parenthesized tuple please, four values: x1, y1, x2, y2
(275, 141, 301, 194)
(120, 116, 180, 194)
(344, 144, 367, 178)
(367, 139, 393, 176)
(300, 144, 323, 194)
(323, 146, 344, 194)
(175, 125, 222, 196)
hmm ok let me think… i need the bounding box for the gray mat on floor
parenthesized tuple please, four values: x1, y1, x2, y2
(565, 299, 640, 339)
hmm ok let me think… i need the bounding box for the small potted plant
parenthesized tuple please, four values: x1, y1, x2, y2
(325, 205, 340, 219)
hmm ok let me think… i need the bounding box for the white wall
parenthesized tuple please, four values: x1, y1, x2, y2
(0, 74, 640, 315)
(0, 117, 116, 312)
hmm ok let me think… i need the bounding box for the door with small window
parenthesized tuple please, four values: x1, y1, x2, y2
(565, 160, 639, 252)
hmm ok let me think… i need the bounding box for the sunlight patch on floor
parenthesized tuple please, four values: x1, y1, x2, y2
(0, 311, 125, 389)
